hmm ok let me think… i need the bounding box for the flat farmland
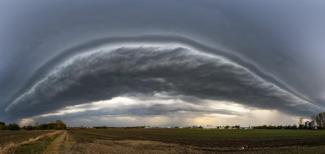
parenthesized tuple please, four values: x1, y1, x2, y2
(2, 129, 325, 153)
(66, 128, 325, 153)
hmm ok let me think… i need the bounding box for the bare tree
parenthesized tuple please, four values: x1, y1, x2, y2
(312, 112, 325, 128)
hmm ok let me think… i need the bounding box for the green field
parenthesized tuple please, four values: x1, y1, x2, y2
(2, 129, 325, 153)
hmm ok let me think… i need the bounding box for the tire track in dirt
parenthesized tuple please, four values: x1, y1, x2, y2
(43, 131, 67, 154)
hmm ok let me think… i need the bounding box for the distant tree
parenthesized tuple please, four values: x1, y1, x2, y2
(55, 120, 67, 130)
(288, 125, 297, 129)
(0, 121, 5, 130)
(37, 120, 67, 130)
(38, 124, 49, 130)
(7, 123, 20, 130)
(22, 125, 34, 130)
(313, 112, 325, 129)
(94, 126, 108, 129)
(253, 125, 267, 129)
(253, 125, 300, 130)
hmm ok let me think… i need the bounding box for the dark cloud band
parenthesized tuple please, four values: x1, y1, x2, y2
(5, 38, 323, 119)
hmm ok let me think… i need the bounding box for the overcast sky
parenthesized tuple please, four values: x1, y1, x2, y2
(1, 0, 325, 127)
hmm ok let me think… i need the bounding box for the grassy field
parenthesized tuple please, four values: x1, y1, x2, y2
(2, 129, 325, 153)
(0, 130, 59, 154)
(13, 136, 56, 154)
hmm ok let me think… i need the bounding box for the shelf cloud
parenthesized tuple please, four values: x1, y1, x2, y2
(1, 0, 325, 126)
(4, 39, 323, 121)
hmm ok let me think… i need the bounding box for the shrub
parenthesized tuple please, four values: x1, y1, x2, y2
(7, 123, 20, 130)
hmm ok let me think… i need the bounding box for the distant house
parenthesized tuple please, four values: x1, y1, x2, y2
(240, 126, 253, 130)
(305, 120, 317, 129)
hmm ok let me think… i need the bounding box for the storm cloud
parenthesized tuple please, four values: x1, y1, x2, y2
(4, 39, 323, 119)
(1, 0, 325, 125)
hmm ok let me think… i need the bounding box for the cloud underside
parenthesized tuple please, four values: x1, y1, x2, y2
(6, 43, 323, 120)
(24, 96, 299, 127)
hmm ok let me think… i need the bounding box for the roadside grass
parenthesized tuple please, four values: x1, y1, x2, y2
(13, 135, 57, 154)
(0, 130, 52, 147)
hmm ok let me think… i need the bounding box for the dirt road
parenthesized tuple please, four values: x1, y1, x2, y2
(43, 131, 67, 154)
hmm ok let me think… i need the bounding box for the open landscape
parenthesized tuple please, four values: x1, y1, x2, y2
(2, 0, 325, 153)
(2, 128, 325, 153)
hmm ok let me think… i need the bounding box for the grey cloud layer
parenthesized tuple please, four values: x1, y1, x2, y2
(5, 41, 322, 119)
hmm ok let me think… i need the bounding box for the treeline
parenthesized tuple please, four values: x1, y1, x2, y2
(0, 122, 20, 130)
(253, 125, 324, 130)
(253, 125, 299, 129)
(93, 126, 146, 129)
(0, 120, 67, 131)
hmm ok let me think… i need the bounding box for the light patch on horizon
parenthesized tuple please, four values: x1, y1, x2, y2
(21, 95, 299, 127)
(37, 96, 249, 118)
(18, 118, 35, 127)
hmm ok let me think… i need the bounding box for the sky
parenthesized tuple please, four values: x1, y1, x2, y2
(1, 0, 325, 127)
